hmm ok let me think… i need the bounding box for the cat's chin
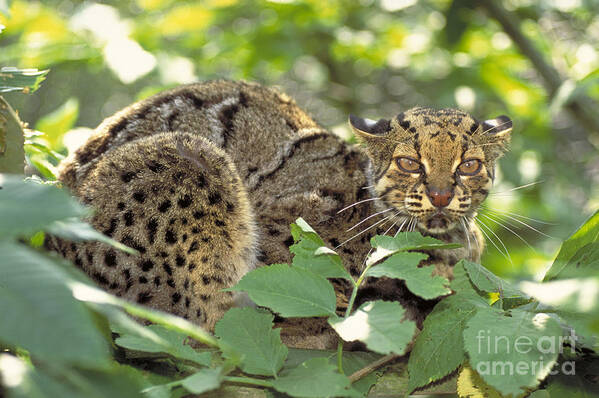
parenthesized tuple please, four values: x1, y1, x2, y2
(417, 214, 457, 235)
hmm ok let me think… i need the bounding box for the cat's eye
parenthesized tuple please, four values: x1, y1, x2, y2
(458, 159, 482, 175)
(397, 157, 422, 173)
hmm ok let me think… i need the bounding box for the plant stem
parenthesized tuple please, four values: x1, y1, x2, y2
(336, 255, 377, 373)
(223, 376, 274, 388)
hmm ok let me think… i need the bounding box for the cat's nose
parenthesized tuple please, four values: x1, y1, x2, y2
(427, 187, 453, 208)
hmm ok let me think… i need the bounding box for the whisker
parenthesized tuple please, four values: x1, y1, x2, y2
(489, 181, 544, 196)
(479, 213, 535, 251)
(460, 218, 472, 259)
(347, 208, 394, 232)
(480, 208, 554, 238)
(409, 217, 417, 232)
(382, 214, 404, 237)
(480, 205, 555, 226)
(337, 197, 381, 214)
(476, 217, 512, 263)
(378, 211, 405, 235)
(394, 217, 410, 236)
(335, 213, 394, 249)
(469, 218, 481, 255)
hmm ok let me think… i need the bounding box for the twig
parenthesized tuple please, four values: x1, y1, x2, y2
(349, 353, 400, 383)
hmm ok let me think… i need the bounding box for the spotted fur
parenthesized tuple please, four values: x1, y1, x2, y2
(46, 81, 512, 348)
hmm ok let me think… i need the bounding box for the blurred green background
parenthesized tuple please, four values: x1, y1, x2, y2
(1, 0, 598, 280)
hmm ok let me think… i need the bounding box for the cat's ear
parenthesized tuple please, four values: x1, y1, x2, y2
(349, 115, 391, 139)
(480, 115, 512, 160)
(349, 115, 395, 178)
(482, 115, 512, 139)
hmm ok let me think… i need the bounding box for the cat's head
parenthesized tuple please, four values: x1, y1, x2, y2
(350, 107, 512, 235)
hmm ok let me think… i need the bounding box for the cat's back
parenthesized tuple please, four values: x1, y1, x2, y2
(60, 80, 328, 191)
(59, 80, 373, 268)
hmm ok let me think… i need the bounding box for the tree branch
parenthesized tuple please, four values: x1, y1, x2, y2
(479, 0, 599, 134)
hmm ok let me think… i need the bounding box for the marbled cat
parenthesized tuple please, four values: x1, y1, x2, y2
(46, 80, 512, 347)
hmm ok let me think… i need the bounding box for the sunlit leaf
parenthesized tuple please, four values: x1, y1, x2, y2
(0, 67, 48, 93)
(0, 355, 146, 398)
(329, 300, 416, 355)
(47, 219, 138, 254)
(0, 241, 110, 367)
(463, 310, 562, 397)
(35, 98, 79, 149)
(115, 324, 211, 367)
(457, 363, 503, 398)
(544, 210, 599, 281)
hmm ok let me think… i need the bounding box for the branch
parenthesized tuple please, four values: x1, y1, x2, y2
(349, 353, 400, 383)
(479, 0, 599, 134)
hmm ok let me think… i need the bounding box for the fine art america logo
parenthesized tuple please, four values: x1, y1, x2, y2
(474, 328, 577, 376)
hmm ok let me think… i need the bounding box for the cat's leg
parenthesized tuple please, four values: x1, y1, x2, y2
(47, 132, 257, 330)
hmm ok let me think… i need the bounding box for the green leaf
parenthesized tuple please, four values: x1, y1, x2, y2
(24, 140, 65, 161)
(462, 260, 524, 298)
(47, 219, 138, 254)
(35, 98, 79, 149)
(463, 309, 563, 397)
(544, 210, 599, 281)
(329, 300, 416, 355)
(67, 280, 219, 348)
(407, 263, 493, 392)
(283, 349, 381, 395)
(0, 355, 146, 398)
(543, 359, 599, 397)
(520, 278, 599, 315)
(0, 241, 110, 367)
(115, 324, 211, 367)
(26, 156, 58, 180)
(0, 67, 48, 93)
(555, 241, 599, 279)
(0, 96, 25, 174)
(528, 390, 552, 398)
(180, 367, 223, 395)
(227, 263, 337, 317)
(366, 252, 451, 299)
(371, 231, 462, 251)
(0, 175, 87, 238)
(290, 218, 351, 280)
(140, 385, 172, 398)
(368, 231, 461, 265)
(520, 278, 599, 340)
(214, 307, 287, 377)
(272, 358, 352, 398)
(450, 259, 483, 296)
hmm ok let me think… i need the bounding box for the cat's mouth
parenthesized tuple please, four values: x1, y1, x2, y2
(419, 211, 456, 234)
